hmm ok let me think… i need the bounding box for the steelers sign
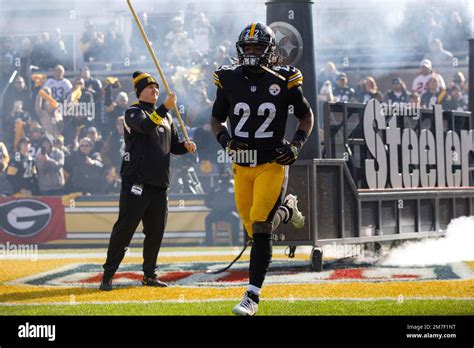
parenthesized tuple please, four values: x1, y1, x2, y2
(269, 21, 303, 65)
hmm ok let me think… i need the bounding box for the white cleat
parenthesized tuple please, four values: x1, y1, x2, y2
(284, 194, 305, 229)
(232, 292, 259, 316)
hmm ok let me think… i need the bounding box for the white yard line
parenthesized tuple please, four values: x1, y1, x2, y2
(0, 297, 473, 306)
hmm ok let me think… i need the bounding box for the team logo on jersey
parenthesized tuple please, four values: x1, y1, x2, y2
(158, 126, 164, 133)
(269, 84, 281, 96)
(250, 86, 257, 92)
(269, 21, 303, 65)
(0, 199, 52, 237)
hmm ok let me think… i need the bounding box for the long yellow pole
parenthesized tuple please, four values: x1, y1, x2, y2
(126, 0, 190, 143)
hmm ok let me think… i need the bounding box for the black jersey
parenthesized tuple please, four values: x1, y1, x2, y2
(212, 65, 310, 165)
(333, 86, 355, 102)
(7, 153, 37, 193)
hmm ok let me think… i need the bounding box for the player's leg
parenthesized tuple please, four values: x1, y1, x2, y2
(232, 162, 286, 315)
(101, 183, 149, 290)
(232, 163, 254, 239)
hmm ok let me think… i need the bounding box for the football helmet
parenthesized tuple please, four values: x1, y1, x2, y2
(236, 22, 276, 67)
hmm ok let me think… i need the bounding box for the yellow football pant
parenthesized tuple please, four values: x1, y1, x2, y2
(232, 161, 287, 238)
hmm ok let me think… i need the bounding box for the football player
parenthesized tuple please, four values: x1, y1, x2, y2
(211, 22, 314, 316)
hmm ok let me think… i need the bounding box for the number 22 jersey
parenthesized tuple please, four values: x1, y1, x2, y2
(212, 64, 311, 165)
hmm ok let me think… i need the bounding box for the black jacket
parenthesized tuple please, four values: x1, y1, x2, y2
(121, 101, 187, 188)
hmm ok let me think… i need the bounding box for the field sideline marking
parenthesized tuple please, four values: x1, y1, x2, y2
(0, 297, 473, 306)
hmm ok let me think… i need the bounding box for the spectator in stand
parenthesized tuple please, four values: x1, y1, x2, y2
(88, 32, 106, 62)
(420, 77, 447, 108)
(80, 20, 97, 62)
(424, 38, 453, 66)
(443, 11, 469, 52)
(190, 12, 215, 56)
(35, 134, 65, 195)
(213, 45, 229, 67)
(0, 141, 10, 177)
(49, 28, 69, 68)
(81, 66, 103, 132)
(385, 77, 410, 104)
(19, 38, 33, 80)
(101, 116, 125, 170)
(85, 126, 104, 154)
(66, 136, 104, 194)
(317, 61, 339, 90)
(318, 80, 335, 103)
(131, 12, 158, 59)
(43, 65, 72, 103)
(104, 90, 128, 135)
(63, 77, 94, 147)
(101, 167, 121, 194)
(2, 36, 18, 80)
(410, 92, 420, 107)
(443, 85, 466, 111)
(165, 17, 194, 66)
(356, 76, 383, 103)
(28, 124, 45, 159)
(31, 32, 54, 69)
(3, 75, 33, 124)
(411, 59, 446, 94)
(332, 72, 355, 102)
(186, 81, 213, 128)
(35, 86, 63, 138)
(103, 20, 126, 62)
(449, 71, 466, 92)
(7, 137, 38, 196)
(0, 141, 11, 195)
(8, 101, 32, 151)
(424, 12, 444, 51)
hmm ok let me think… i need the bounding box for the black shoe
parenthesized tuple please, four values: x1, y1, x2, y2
(142, 275, 168, 287)
(99, 277, 113, 291)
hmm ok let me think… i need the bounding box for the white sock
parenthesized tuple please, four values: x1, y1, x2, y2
(247, 285, 261, 296)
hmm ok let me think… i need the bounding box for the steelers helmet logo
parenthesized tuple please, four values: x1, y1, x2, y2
(269, 84, 281, 96)
(268, 21, 303, 65)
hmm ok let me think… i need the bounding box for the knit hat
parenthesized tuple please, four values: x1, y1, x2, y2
(132, 71, 159, 98)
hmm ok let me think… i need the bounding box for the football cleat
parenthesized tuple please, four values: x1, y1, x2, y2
(283, 194, 305, 229)
(142, 275, 168, 287)
(232, 291, 259, 316)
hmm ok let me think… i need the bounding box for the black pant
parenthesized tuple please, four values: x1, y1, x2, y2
(103, 182, 168, 278)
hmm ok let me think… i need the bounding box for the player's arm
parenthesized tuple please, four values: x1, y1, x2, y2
(211, 85, 247, 151)
(275, 86, 314, 165)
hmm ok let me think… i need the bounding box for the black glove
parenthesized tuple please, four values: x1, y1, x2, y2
(216, 130, 248, 151)
(275, 142, 299, 165)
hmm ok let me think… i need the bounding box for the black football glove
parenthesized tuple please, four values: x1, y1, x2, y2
(216, 130, 248, 152)
(275, 143, 299, 165)
(226, 139, 248, 152)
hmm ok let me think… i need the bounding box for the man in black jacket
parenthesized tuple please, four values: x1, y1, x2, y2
(100, 71, 196, 291)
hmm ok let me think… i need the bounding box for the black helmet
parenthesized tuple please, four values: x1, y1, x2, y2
(236, 22, 276, 67)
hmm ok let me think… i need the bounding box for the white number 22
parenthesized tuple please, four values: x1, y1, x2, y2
(233, 102, 275, 139)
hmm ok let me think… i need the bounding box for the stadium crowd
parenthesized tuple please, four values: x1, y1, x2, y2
(0, 5, 471, 197)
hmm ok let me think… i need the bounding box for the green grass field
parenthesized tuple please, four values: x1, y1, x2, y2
(1, 299, 473, 316)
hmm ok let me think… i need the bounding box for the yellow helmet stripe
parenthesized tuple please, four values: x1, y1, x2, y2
(249, 22, 257, 38)
(133, 73, 151, 85)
